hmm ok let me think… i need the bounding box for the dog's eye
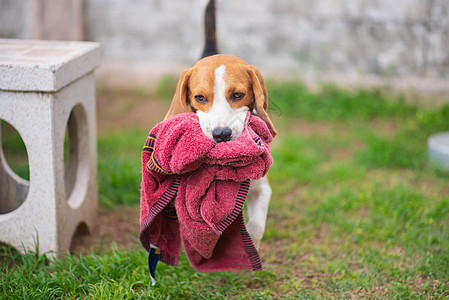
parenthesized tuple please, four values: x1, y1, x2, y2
(194, 95, 207, 104)
(231, 92, 245, 101)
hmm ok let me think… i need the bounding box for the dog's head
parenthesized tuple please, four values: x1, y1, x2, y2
(165, 54, 277, 142)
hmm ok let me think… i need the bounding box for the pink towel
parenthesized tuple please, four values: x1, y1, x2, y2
(139, 112, 273, 272)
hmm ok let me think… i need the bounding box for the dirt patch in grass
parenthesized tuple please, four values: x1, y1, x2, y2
(70, 206, 141, 254)
(96, 88, 169, 133)
(289, 119, 346, 137)
(367, 119, 401, 137)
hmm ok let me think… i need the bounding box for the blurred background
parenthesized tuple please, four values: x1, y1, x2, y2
(1, 0, 448, 94)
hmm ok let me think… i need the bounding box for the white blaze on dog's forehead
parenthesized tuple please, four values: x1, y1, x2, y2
(214, 65, 226, 87)
(212, 64, 227, 115)
(196, 64, 248, 140)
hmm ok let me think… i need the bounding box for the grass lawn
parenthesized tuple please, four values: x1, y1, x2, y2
(1, 78, 449, 299)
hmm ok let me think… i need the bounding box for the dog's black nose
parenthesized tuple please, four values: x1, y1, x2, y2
(212, 127, 232, 142)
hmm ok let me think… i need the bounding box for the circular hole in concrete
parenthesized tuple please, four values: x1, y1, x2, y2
(69, 222, 90, 255)
(64, 104, 89, 209)
(64, 114, 75, 199)
(0, 119, 30, 214)
(0, 242, 21, 269)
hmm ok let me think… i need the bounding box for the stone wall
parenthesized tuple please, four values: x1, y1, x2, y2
(1, 0, 448, 82)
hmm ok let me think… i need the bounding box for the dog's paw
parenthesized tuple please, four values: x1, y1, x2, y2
(246, 221, 264, 249)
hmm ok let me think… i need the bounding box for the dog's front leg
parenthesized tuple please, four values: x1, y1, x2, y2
(246, 175, 272, 249)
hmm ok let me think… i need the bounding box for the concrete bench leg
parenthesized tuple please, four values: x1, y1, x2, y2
(0, 73, 98, 258)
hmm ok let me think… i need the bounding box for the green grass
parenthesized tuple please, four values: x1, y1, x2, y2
(1, 245, 276, 299)
(266, 81, 418, 121)
(155, 74, 179, 102)
(1, 80, 449, 298)
(97, 128, 147, 207)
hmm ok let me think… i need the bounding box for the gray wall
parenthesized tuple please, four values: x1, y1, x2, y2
(0, 0, 31, 39)
(1, 0, 448, 80)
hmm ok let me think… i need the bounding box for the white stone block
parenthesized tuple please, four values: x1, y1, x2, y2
(0, 39, 100, 257)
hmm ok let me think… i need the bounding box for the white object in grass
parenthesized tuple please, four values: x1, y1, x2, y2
(428, 132, 449, 170)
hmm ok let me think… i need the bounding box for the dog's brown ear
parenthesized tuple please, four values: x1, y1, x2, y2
(248, 66, 277, 136)
(164, 68, 193, 119)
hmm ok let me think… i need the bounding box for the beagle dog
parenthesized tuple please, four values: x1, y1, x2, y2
(164, 54, 277, 248)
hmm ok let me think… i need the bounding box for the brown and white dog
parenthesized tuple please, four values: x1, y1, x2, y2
(163, 0, 276, 249)
(164, 54, 277, 248)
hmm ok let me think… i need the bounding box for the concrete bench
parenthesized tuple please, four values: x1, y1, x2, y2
(0, 39, 100, 257)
